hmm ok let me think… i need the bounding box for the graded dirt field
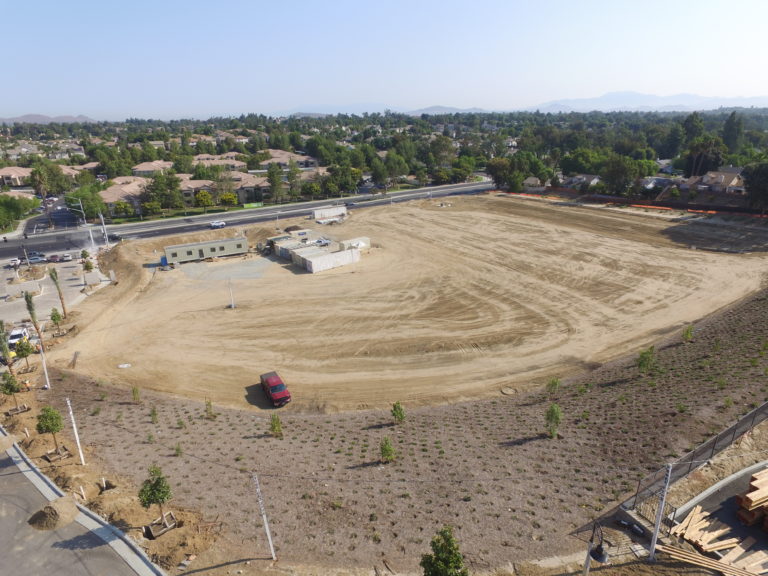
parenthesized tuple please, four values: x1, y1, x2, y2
(49, 194, 767, 413)
(20, 193, 768, 575)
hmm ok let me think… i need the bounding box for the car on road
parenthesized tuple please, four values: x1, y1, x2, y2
(47, 254, 61, 263)
(210, 221, 226, 229)
(7, 258, 20, 268)
(28, 256, 47, 265)
(61, 253, 73, 262)
(108, 233, 122, 241)
(260, 371, 291, 407)
(28, 251, 45, 258)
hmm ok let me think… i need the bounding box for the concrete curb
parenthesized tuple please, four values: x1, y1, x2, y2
(674, 459, 768, 519)
(0, 424, 166, 576)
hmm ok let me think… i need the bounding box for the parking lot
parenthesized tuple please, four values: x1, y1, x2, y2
(0, 256, 106, 326)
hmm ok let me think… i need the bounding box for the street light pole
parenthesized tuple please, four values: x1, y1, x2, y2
(649, 463, 674, 561)
(583, 522, 608, 576)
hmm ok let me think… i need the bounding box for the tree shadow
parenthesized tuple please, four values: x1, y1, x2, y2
(181, 558, 261, 575)
(346, 460, 381, 470)
(498, 433, 547, 447)
(598, 377, 633, 388)
(51, 531, 105, 551)
(362, 422, 394, 431)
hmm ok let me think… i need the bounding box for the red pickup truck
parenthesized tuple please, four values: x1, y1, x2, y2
(260, 372, 292, 407)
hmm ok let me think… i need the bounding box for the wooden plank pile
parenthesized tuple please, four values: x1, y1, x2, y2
(736, 468, 768, 528)
(667, 504, 768, 574)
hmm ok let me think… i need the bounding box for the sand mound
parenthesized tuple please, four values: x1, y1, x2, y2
(28, 495, 79, 530)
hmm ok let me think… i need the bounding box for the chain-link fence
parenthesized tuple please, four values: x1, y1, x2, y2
(623, 401, 768, 524)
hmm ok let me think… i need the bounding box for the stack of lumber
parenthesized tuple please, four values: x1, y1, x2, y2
(657, 543, 759, 576)
(669, 506, 768, 574)
(736, 468, 768, 527)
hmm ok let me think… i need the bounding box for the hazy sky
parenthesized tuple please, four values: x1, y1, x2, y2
(5, 0, 767, 120)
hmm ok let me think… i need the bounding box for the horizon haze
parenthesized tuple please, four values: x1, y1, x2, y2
(4, 0, 768, 121)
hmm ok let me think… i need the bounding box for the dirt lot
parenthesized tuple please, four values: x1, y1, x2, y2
(9, 193, 768, 575)
(47, 195, 767, 412)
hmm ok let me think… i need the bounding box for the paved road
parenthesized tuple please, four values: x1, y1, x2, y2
(0, 450, 141, 576)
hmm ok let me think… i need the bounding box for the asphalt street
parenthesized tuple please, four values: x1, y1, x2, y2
(0, 450, 140, 576)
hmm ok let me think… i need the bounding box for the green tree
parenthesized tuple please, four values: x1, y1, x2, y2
(138, 465, 173, 526)
(50, 308, 63, 332)
(391, 401, 405, 425)
(219, 192, 238, 207)
(113, 201, 133, 217)
(194, 189, 214, 213)
(0, 320, 16, 378)
(546, 377, 560, 398)
(1, 372, 22, 410)
(14, 339, 35, 371)
(36, 406, 64, 452)
(682, 112, 705, 142)
(23, 291, 44, 351)
(545, 403, 562, 439)
(637, 346, 657, 374)
(286, 159, 302, 198)
(48, 268, 68, 319)
(269, 413, 283, 439)
(722, 111, 744, 154)
(420, 526, 468, 576)
(267, 163, 284, 202)
(744, 162, 768, 214)
(380, 436, 396, 463)
(601, 154, 639, 195)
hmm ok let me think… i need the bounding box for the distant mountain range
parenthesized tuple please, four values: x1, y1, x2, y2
(0, 114, 96, 125)
(6, 93, 768, 124)
(530, 92, 768, 113)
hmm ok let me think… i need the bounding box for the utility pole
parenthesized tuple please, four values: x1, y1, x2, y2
(649, 463, 673, 561)
(65, 398, 86, 466)
(252, 473, 276, 560)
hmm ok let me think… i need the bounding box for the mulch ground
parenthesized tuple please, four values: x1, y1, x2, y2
(4, 281, 766, 575)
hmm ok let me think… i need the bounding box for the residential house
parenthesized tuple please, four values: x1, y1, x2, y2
(177, 174, 214, 205)
(192, 154, 247, 172)
(0, 166, 33, 187)
(131, 160, 173, 177)
(696, 170, 745, 195)
(99, 176, 148, 214)
(563, 174, 601, 190)
(258, 149, 318, 170)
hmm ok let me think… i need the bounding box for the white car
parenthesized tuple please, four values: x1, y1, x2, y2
(28, 256, 47, 265)
(61, 253, 73, 262)
(210, 221, 226, 229)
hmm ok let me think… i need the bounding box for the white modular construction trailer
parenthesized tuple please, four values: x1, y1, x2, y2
(312, 205, 347, 220)
(164, 237, 248, 264)
(304, 248, 360, 273)
(338, 237, 371, 251)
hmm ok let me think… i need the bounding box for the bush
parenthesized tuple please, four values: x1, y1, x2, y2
(270, 413, 283, 438)
(420, 525, 468, 576)
(391, 401, 405, 425)
(380, 436, 396, 463)
(545, 403, 562, 439)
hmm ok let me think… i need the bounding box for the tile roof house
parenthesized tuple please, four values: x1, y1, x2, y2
(697, 171, 745, 194)
(0, 166, 33, 187)
(177, 174, 214, 205)
(99, 176, 148, 210)
(192, 154, 247, 172)
(258, 149, 318, 169)
(131, 160, 173, 177)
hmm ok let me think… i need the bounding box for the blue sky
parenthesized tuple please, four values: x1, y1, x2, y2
(4, 0, 767, 120)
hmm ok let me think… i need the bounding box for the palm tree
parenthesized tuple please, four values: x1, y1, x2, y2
(23, 292, 45, 351)
(0, 320, 16, 378)
(48, 268, 68, 319)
